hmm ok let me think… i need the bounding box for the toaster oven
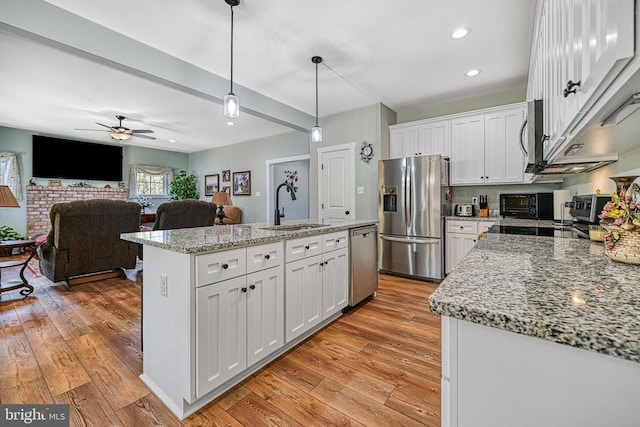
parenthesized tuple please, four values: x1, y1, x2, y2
(499, 193, 554, 220)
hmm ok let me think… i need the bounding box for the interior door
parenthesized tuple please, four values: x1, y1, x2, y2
(318, 145, 354, 222)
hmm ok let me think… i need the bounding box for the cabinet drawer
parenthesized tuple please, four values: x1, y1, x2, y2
(246, 241, 283, 274)
(285, 235, 323, 263)
(447, 220, 478, 235)
(196, 248, 247, 287)
(322, 231, 348, 252)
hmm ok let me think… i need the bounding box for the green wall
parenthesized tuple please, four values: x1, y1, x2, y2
(189, 130, 309, 223)
(397, 85, 527, 124)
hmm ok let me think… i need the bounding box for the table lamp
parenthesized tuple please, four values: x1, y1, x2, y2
(211, 191, 232, 225)
(0, 185, 20, 208)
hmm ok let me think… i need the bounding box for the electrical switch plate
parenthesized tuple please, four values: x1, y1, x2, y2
(255, 192, 261, 197)
(471, 196, 478, 205)
(357, 186, 364, 194)
(160, 274, 168, 297)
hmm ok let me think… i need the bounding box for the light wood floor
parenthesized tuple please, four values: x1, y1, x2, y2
(0, 260, 442, 426)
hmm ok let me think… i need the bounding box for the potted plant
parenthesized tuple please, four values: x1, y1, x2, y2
(169, 171, 199, 200)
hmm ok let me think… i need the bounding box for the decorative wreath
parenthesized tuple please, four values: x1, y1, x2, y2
(360, 141, 374, 163)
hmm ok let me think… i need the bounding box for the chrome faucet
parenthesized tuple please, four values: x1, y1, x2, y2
(274, 182, 297, 225)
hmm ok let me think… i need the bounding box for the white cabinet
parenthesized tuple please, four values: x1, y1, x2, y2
(450, 114, 485, 185)
(246, 265, 284, 367)
(196, 275, 247, 396)
(195, 242, 284, 397)
(450, 105, 525, 186)
(528, 0, 634, 159)
(445, 220, 495, 274)
(285, 231, 349, 342)
(389, 119, 450, 159)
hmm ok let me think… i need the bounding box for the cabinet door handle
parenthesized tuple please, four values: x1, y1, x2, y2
(264, 254, 270, 260)
(249, 284, 256, 290)
(345, 210, 350, 215)
(305, 245, 310, 250)
(241, 287, 247, 292)
(222, 263, 229, 269)
(563, 80, 581, 97)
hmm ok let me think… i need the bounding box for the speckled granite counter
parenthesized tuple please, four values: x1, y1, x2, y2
(429, 227, 640, 363)
(121, 219, 377, 254)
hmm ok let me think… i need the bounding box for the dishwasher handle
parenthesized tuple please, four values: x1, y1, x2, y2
(350, 226, 377, 237)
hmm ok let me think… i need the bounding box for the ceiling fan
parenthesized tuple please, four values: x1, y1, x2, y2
(75, 115, 156, 141)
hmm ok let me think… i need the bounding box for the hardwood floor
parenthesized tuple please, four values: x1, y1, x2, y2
(0, 261, 442, 426)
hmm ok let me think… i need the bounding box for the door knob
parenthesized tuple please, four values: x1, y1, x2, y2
(241, 287, 247, 292)
(222, 263, 229, 269)
(249, 284, 256, 290)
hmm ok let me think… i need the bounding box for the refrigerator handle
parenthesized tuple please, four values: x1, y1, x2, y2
(403, 165, 409, 227)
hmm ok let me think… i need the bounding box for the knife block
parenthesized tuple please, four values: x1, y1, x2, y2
(479, 208, 489, 218)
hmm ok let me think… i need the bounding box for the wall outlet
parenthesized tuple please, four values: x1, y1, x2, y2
(471, 196, 478, 205)
(160, 274, 168, 297)
(357, 186, 364, 194)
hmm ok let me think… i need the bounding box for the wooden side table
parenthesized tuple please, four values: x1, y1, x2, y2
(0, 239, 37, 298)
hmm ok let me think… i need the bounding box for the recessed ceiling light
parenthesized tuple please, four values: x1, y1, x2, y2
(451, 27, 471, 39)
(168, 139, 177, 143)
(466, 69, 481, 77)
(227, 121, 235, 126)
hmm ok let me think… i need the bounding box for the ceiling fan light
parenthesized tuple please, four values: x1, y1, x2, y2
(311, 125, 322, 143)
(110, 132, 132, 141)
(224, 93, 239, 118)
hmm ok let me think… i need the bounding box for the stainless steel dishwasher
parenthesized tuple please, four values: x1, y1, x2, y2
(348, 225, 379, 307)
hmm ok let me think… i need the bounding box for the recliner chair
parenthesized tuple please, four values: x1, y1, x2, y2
(152, 199, 217, 231)
(37, 199, 141, 285)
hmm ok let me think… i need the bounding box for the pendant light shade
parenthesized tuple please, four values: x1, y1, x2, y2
(311, 56, 323, 143)
(224, 0, 240, 118)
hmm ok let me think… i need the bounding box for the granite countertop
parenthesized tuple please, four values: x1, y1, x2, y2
(121, 219, 377, 255)
(429, 222, 640, 363)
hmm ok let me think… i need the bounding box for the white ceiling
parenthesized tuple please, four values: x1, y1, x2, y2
(0, 0, 536, 153)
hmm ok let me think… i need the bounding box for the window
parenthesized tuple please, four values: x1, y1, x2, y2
(0, 152, 22, 200)
(129, 164, 173, 198)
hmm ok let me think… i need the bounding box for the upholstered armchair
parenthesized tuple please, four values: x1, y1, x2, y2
(37, 199, 141, 284)
(152, 199, 217, 230)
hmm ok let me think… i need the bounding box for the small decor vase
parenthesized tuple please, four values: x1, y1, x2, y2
(599, 176, 640, 265)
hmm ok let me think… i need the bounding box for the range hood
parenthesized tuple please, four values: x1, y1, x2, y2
(532, 155, 618, 175)
(523, 99, 618, 175)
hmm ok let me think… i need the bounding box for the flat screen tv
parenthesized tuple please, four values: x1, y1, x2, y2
(32, 135, 123, 181)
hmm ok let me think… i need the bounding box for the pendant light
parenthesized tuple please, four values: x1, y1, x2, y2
(223, 0, 240, 118)
(311, 56, 323, 142)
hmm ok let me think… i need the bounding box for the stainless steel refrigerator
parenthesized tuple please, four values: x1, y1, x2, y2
(378, 155, 451, 281)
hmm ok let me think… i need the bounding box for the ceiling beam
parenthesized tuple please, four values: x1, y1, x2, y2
(0, 0, 314, 133)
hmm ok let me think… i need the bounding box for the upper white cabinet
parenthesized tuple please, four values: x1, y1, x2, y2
(389, 119, 450, 158)
(528, 0, 634, 159)
(450, 105, 526, 186)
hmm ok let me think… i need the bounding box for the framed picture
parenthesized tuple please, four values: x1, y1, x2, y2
(232, 171, 251, 196)
(222, 169, 231, 182)
(222, 186, 231, 194)
(204, 174, 219, 197)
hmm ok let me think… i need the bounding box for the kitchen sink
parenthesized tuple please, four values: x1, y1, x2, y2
(260, 223, 329, 231)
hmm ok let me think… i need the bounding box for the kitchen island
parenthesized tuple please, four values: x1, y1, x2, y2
(429, 221, 640, 426)
(121, 219, 377, 419)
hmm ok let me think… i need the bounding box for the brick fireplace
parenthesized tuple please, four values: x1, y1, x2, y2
(26, 185, 128, 237)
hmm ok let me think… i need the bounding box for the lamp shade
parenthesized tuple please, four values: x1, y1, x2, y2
(0, 185, 20, 207)
(212, 191, 232, 206)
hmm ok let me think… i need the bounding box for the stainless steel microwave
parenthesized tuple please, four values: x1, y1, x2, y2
(499, 193, 554, 220)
